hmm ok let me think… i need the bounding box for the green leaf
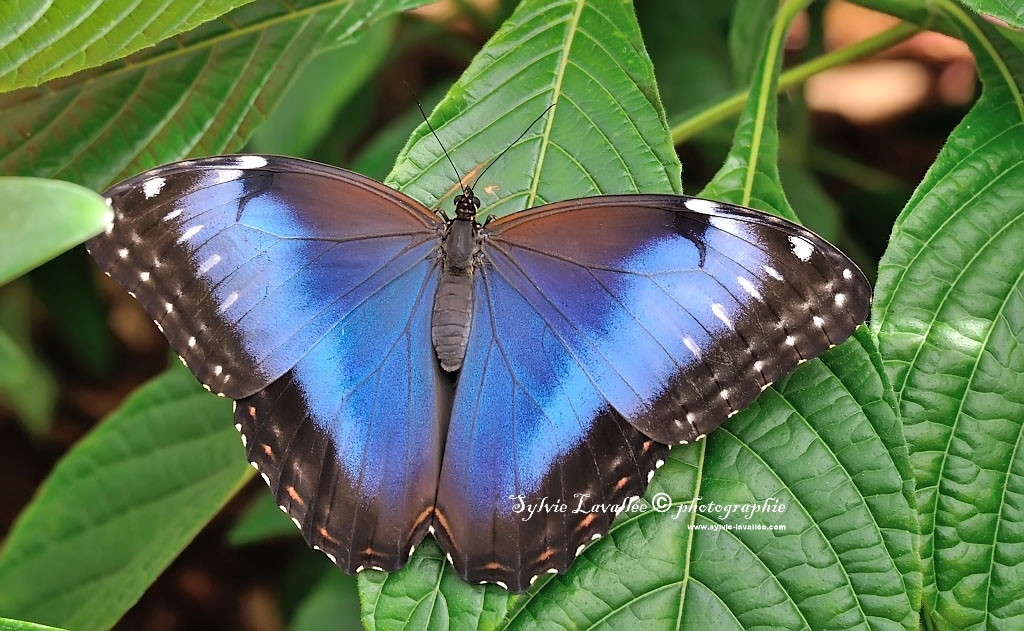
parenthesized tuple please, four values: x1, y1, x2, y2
(0, 617, 67, 631)
(872, 6, 1024, 629)
(957, 0, 1024, 28)
(361, 538, 518, 631)
(0, 327, 27, 386)
(248, 15, 397, 157)
(0, 0, 252, 92)
(728, 0, 777, 85)
(0, 177, 110, 285)
(228, 490, 299, 545)
(0, 366, 252, 630)
(386, 0, 681, 220)
(0, 283, 57, 434)
(291, 570, 362, 631)
(700, 0, 802, 220)
(0, 0, 430, 190)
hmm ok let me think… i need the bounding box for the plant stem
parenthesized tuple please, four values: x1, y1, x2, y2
(671, 21, 922, 144)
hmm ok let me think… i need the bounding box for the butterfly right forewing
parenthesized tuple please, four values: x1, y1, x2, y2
(476, 194, 871, 445)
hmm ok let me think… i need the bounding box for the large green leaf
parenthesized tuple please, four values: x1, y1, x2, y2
(362, 539, 518, 631)
(385, 0, 681, 219)
(0, 328, 26, 386)
(0, 0, 252, 92)
(0, 177, 109, 285)
(247, 14, 398, 156)
(873, 4, 1024, 629)
(0, 617, 66, 631)
(957, 0, 1024, 28)
(0, 0, 429, 190)
(0, 367, 250, 631)
(359, 0, 918, 628)
(699, 0, 804, 220)
(728, 0, 776, 86)
(0, 283, 57, 435)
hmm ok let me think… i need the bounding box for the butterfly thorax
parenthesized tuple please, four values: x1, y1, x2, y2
(432, 189, 482, 372)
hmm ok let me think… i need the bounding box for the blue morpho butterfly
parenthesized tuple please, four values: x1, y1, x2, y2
(87, 144, 870, 592)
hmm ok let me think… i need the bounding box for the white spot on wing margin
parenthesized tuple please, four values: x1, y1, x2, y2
(232, 155, 268, 169)
(789, 235, 814, 261)
(143, 177, 166, 199)
(683, 198, 718, 213)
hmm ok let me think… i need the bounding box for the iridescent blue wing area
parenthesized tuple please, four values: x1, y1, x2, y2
(433, 194, 870, 590)
(86, 155, 447, 573)
(233, 260, 446, 572)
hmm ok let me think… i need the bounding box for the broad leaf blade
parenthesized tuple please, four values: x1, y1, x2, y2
(957, 0, 1024, 28)
(0, 367, 251, 630)
(248, 15, 397, 157)
(0, 177, 110, 285)
(0, 284, 57, 434)
(728, 0, 778, 86)
(386, 0, 681, 219)
(873, 9, 1024, 629)
(362, 539, 517, 631)
(0, 0, 428, 190)
(0, 0, 252, 92)
(0, 617, 67, 631)
(700, 0, 803, 221)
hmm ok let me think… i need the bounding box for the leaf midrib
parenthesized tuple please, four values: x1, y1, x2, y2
(16, 0, 352, 92)
(525, 0, 584, 209)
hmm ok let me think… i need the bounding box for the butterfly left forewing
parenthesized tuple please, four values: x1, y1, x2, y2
(87, 155, 441, 399)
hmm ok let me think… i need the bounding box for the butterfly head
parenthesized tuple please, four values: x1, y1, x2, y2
(453, 187, 481, 221)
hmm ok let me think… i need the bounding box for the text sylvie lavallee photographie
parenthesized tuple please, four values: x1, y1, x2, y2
(510, 494, 788, 522)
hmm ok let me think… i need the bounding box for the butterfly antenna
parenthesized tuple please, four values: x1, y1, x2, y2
(471, 103, 556, 191)
(408, 86, 468, 194)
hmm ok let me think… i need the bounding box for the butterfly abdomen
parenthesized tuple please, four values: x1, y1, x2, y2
(432, 271, 474, 372)
(433, 218, 479, 372)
